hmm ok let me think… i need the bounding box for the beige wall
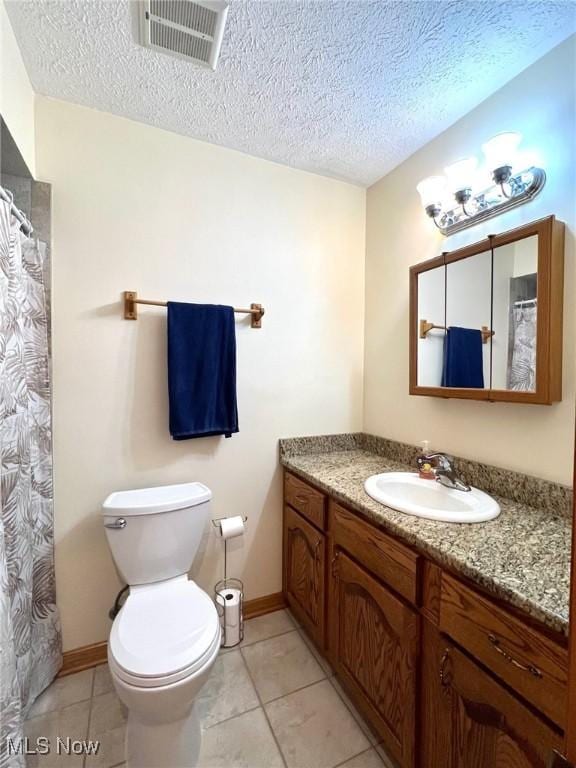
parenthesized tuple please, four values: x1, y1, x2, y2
(35, 97, 366, 651)
(0, 0, 35, 175)
(364, 36, 576, 485)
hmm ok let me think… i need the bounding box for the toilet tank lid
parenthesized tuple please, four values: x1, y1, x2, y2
(102, 482, 211, 516)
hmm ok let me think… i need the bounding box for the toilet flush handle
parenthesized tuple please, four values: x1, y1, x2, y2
(104, 517, 127, 530)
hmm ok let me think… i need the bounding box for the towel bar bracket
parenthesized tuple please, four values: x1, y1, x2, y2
(124, 291, 138, 320)
(123, 291, 265, 328)
(250, 303, 263, 329)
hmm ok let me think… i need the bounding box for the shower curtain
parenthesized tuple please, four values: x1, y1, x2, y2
(0, 196, 61, 767)
(506, 303, 537, 391)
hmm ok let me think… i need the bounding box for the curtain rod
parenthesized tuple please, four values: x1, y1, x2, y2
(0, 185, 33, 236)
(123, 291, 265, 328)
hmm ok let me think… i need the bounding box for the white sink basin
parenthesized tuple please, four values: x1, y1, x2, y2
(364, 472, 500, 523)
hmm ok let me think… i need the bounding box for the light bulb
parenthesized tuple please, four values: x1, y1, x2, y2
(482, 132, 522, 183)
(444, 157, 478, 193)
(416, 176, 446, 218)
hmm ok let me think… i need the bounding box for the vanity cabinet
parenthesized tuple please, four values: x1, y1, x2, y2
(282, 471, 567, 768)
(329, 548, 418, 768)
(439, 574, 568, 727)
(421, 622, 562, 768)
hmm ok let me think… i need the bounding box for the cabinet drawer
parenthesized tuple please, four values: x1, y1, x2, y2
(284, 472, 326, 530)
(440, 574, 568, 728)
(330, 501, 419, 604)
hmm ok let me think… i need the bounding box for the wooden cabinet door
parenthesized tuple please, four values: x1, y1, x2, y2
(421, 621, 562, 768)
(283, 504, 325, 648)
(330, 549, 418, 768)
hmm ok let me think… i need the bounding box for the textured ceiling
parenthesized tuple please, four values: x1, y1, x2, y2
(5, 0, 576, 186)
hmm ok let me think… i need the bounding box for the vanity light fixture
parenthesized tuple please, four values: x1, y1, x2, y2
(417, 132, 546, 236)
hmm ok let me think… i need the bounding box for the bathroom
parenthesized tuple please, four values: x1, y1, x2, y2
(0, 1, 575, 766)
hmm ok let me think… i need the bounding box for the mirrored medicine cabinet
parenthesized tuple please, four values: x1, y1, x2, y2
(409, 216, 565, 404)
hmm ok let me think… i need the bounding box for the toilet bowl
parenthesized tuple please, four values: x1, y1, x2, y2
(102, 483, 220, 768)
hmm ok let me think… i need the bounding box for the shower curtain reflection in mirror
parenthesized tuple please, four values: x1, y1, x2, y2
(507, 298, 537, 391)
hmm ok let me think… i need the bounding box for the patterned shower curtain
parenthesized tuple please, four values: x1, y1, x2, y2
(0, 197, 61, 766)
(506, 303, 537, 391)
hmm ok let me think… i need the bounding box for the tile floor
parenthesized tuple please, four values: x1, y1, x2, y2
(25, 610, 396, 768)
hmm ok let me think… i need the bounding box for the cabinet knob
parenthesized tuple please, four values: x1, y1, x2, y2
(440, 648, 450, 688)
(331, 550, 340, 578)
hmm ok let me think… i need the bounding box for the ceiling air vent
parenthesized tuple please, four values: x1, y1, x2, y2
(139, 0, 229, 70)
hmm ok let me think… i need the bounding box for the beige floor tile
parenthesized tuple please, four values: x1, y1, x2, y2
(24, 700, 91, 767)
(330, 678, 379, 745)
(374, 743, 398, 768)
(265, 680, 370, 768)
(28, 670, 94, 718)
(298, 628, 334, 677)
(84, 726, 125, 768)
(242, 630, 325, 703)
(198, 708, 284, 768)
(218, 644, 237, 655)
(89, 692, 127, 737)
(93, 665, 114, 697)
(337, 748, 384, 768)
(242, 609, 295, 646)
(196, 649, 260, 728)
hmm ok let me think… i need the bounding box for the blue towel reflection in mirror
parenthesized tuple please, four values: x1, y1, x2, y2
(441, 327, 485, 389)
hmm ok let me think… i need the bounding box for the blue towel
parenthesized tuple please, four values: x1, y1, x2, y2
(441, 326, 485, 389)
(167, 302, 238, 439)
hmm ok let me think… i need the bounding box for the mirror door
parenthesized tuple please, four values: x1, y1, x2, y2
(445, 249, 492, 391)
(491, 235, 538, 393)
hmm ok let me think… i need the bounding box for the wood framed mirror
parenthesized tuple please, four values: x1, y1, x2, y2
(409, 216, 565, 404)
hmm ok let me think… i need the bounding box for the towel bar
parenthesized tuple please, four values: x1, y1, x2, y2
(123, 291, 265, 328)
(419, 319, 494, 344)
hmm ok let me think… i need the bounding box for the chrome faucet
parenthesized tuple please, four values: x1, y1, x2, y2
(416, 452, 471, 493)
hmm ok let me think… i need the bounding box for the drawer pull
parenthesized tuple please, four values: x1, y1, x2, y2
(488, 634, 543, 678)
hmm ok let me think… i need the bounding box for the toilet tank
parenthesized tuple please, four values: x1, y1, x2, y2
(102, 483, 212, 585)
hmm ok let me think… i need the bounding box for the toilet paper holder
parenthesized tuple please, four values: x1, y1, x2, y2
(211, 515, 248, 536)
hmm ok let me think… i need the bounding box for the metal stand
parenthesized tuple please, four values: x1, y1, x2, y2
(212, 516, 247, 648)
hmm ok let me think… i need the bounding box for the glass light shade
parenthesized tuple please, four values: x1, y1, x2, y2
(482, 132, 522, 171)
(444, 157, 478, 193)
(416, 176, 446, 207)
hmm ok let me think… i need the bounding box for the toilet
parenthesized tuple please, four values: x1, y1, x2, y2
(102, 483, 221, 768)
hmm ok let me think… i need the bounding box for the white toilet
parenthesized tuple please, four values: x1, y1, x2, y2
(102, 483, 221, 768)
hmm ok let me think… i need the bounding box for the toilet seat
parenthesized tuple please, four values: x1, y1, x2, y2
(109, 577, 221, 689)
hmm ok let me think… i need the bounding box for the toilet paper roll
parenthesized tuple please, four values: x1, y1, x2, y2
(219, 516, 245, 540)
(217, 587, 242, 647)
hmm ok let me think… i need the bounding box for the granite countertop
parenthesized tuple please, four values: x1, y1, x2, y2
(280, 443, 571, 637)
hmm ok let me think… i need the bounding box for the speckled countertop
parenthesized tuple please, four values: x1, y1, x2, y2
(280, 437, 572, 637)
